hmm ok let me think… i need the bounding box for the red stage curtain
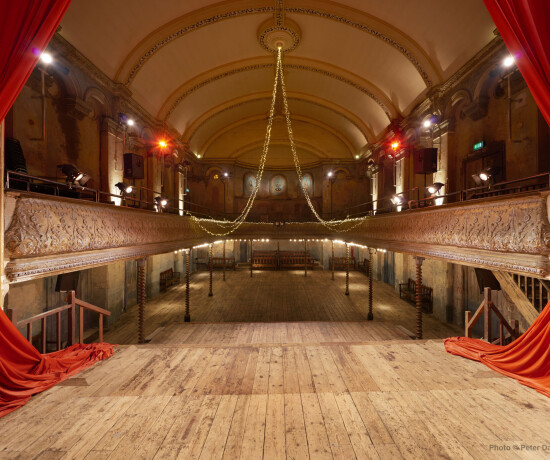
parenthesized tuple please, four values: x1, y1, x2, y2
(0, 0, 72, 123)
(445, 301, 550, 398)
(0, 307, 114, 418)
(483, 0, 550, 126)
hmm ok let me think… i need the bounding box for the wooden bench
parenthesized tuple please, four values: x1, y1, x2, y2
(399, 278, 433, 313)
(160, 268, 181, 291)
(210, 257, 236, 270)
(252, 252, 277, 269)
(329, 256, 356, 270)
(279, 254, 314, 269)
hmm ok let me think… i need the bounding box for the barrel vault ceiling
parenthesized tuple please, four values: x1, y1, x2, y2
(59, 0, 496, 168)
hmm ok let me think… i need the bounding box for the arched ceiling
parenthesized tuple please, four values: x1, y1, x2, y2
(59, 0, 496, 166)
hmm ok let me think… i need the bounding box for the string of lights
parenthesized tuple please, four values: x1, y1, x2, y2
(192, 48, 368, 235)
(278, 48, 369, 232)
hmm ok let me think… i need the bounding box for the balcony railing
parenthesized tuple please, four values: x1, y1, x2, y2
(5, 170, 550, 224)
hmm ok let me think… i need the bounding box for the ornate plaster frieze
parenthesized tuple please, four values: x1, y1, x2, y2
(5, 191, 550, 282)
(123, 6, 432, 88)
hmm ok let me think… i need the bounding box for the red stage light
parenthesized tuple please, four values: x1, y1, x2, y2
(391, 141, 400, 151)
(158, 140, 168, 149)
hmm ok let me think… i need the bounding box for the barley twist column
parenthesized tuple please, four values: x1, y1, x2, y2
(345, 243, 350, 295)
(250, 239, 253, 278)
(367, 248, 374, 321)
(415, 256, 425, 339)
(331, 240, 335, 281)
(184, 249, 191, 322)
(223, 240, 226, 282)
(137, 258, 146, 343)
(208, 243, 213, 297)
(304, 239, 308, 277)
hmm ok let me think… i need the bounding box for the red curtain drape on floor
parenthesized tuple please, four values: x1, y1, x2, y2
(483, 0, 550, 126)
(445, 301, 550, 398)
(0, 307, 114, 417)
(0, 0, 72, 123)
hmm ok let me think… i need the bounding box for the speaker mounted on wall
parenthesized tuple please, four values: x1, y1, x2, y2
(123, 153, 144, 179)
(413, 148, 438, 174)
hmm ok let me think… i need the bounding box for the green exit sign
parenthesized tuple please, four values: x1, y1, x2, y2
(473, 141, 486, 151)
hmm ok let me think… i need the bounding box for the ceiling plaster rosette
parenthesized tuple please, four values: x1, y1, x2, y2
(257, 17, 301, 53)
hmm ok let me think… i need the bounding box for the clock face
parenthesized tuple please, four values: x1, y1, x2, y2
(270, 175, 286, 195)
(244, 174, 256, 196)
(301, 174, 313, 194)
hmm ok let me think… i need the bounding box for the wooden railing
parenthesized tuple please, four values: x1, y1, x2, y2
(465, 288, 519, 345)
(6, 291, 110, 353)
(511, 273, 550, 313)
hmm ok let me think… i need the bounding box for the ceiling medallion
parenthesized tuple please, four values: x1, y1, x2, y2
(257, 17, 301, 53)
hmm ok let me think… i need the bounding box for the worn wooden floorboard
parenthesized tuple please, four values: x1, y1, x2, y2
(1, 271, 548, 459)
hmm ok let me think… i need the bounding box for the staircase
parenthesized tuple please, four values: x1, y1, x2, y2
(511, 274, 550, 313)
(491, 271, 542, 325)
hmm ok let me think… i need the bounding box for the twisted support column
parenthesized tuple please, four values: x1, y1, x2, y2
(184, 249, 191, 322)
(331, 240, 335, 281)
(415, 256, 425, 340)
(223, 240, 226, 282)
(250, 239, 253, 278)
(137, 258, 146, 344)
(304, 239, 308, 277)
(208, 243, 213, 297)
(345, 244, 350, 295)
(367, 248, 374, 321)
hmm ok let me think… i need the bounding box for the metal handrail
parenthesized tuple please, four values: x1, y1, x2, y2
(5, 170, 550, 223)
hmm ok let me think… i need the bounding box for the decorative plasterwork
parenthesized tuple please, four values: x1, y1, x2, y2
(164, 63, 393, 122)
(6, 191, 550, 283)
(257, 17, 301, 53)
(122, 6, 433, 88)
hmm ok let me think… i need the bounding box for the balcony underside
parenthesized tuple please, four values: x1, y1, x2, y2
(5, 191, 550, 282)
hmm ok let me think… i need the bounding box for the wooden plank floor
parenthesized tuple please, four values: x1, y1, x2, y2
(1, 334, 549, 459)
(104, 270, 462, 344)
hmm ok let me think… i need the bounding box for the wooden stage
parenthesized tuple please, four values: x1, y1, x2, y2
(1, 271, 549, 459)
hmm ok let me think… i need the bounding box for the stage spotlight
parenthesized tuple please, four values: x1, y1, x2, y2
(471, 174, 483, 186)
(158, 140, 168, 149)
(391, 140, 400, 151)
(126, 119, 135, 126)
(40, 52, 53, 65)
(155, 196, 168, 207)
(427, 182, 444, 195)
(115, 182, 133, 194)
(58, 164, 85, 185)
(479, 166, 499, 182)
(503, 55, 515, 68)
(390, 194, 406, 205)
(327, 171, 333, 178)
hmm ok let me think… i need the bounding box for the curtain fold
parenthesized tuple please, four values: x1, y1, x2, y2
(0, 307, 114, 418)
(483, 0, 550, 126)
(445, 301, 550, 398)
(0, 0, 72, 123)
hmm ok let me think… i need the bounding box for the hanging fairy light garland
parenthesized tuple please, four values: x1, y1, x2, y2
(278, 48, 368, 232)
(192, 48, 368, 235)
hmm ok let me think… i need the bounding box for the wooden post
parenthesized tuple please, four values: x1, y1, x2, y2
(223, 240, 226, 282)
(56, 311, 61, 350)
(345, 244, 350, 295)
(209, 243, 213, 297)
(98, 314, 104, 342)
(484, 287, 492, 342)
(304, 239, 308, 277)
(331, 240, 335, 281)
(185, 249, 191, 322)
(137, 258, 146, 344)
(41, 317, 47, 352)
(78, 305, 84, 344)
(250, 239, 253, 278)
(367, 248, 374, 320)
(68, 290, 76, 346)
(414, 257, 425, 340)
(465, 310, 472, 337)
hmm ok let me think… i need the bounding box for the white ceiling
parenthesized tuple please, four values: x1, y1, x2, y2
(59, 0, 496, 165)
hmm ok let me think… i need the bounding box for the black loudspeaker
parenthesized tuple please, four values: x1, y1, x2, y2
(123, 153, 144, 179)
(413, 148, 438, 174)
(55, 272, 80, 292)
